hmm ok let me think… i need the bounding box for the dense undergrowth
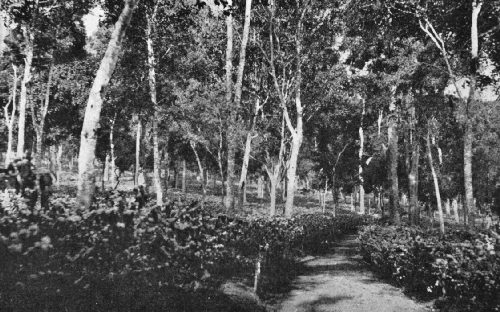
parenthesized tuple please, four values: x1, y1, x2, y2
(0, 190, 368, 311)
(359, 224, 500, 312)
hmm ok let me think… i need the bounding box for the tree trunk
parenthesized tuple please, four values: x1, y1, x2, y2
(331, 173, 336, 217)
(223, 0, 235, 210)
(463, 0, 481, 220)
(146, 13, 163, 205)
(427, 132, 445, 235)
(110, 114, 117, 186)
(387, 100, 400, 225)
(358, 98, 365, 214)
(4, 65, 18, 166)
(190, 141, 206, 196)
(182, 159, 186, 194)
(104, 153, 110, 182)
(463, 121, 473, 225)
(452, 197, 460, 223)
(409, 143, 420, 225)
(17, 26, 34, 157)
(239, 99, 260, 208)
(56, 144, 62, 187)
(257, 175, 264, 199)
(77, 0, 139, 209)
(282, 4, 307, 218)
(31, 60, 54, 166)
(135, 117, 141, 186)
(0, 11, 7, 56)
(269, 178, 277, 216)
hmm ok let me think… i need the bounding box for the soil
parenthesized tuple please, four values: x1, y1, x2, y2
(270, 234, 435, 312)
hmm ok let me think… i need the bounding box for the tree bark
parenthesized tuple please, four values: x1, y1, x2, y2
(146, 11, 163, 205)
(110, 114, 117, 186)
(4, 65, 18, 166)
(427, 131, 445, 234)
(0, 10, 7, 57)
(387, 99, 400, 225)
(283, 4, 308, 218)
(233, 0, 253, 209)
(190, 141, 206, 196)
(56, 144, 62, 187)
(264, 116, 285, 216)
(18, 26, 34, 157)
(409, 142, 420, 225)
(239, 98, 260, 208)
(358, 98, 365, 214)
(77, 0, 139, 209)
(31, 60, 54, 166)
(135, 117, 141, 186)
(224, 0, 235, 210)
(182, 159, 187, 194)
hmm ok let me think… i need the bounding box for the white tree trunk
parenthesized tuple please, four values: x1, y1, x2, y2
(452, 197, 460, 223)
(427, 132, 445, 234)
(4, 65, 18, 166)
(0, 10, 7, 56)
(77, 0, 139, 209)
(104, 154, 110, 182)
(18, 27, 34, 157)
(358, 98, 365, 214)
(109, 115, 117, 186)
(135, 118, 141, 186)
(190, 141, 206, 196)
(182, 159, 186, 194)
(57, 144, 62, 187)
(146, 13, 163, 205)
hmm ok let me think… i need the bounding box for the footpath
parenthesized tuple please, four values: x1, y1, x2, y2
(275, 234, 434, 312)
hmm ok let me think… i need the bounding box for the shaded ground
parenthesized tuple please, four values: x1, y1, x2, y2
(272, 235, 435, 312)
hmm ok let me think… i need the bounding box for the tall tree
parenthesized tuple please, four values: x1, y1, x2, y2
(145, 0, 163, 205)
(78, 0, 139, 209)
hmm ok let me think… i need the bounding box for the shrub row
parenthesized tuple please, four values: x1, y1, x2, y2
(0, 190, 368, 311)
(359, 225, 500, 312)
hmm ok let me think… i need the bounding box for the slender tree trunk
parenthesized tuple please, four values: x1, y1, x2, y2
(224, 0, 235, 210)
(239, 99, 260, 208)
(233, 0, 253, 209)
(56, 144, 62, 187)
(135, 117, 141, 186)
(387, 99, 400, 224)
(0, 11, 7, 56)
(190, 141, 206, 196)
(463, 1, 482, 222)
(104, 153, 110, 182)
(427, 131, 445, 234)
(110, 114, 116, 186)
(146, 13, 163, 205)
(77, 0, 139, 209)
(4, 65, 18, 166)
(331, 173, 336, 217)
(409, 143, 420, 225)
(358, 98, 365, 214)
(283, 9, 307, 217)
(463, 121, 473, 225)
(18, 26, 34, 157)
(182, 159, 186, 194)
(269, 179, 277, 216)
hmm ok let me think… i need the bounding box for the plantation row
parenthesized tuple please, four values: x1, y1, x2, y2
(359, 224, 500, 312)
(0, 190, 368, 311)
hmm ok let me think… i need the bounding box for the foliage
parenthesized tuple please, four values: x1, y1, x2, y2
(359, 224, 500, 311)
(0, 190, 367, 310)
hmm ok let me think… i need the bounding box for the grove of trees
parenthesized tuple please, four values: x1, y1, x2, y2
(1, 0, 500, 233)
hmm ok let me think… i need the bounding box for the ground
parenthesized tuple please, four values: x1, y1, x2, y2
(270, 235, 434, 312)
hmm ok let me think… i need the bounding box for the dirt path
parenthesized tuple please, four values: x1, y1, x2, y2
(275, 235, 434, 312)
